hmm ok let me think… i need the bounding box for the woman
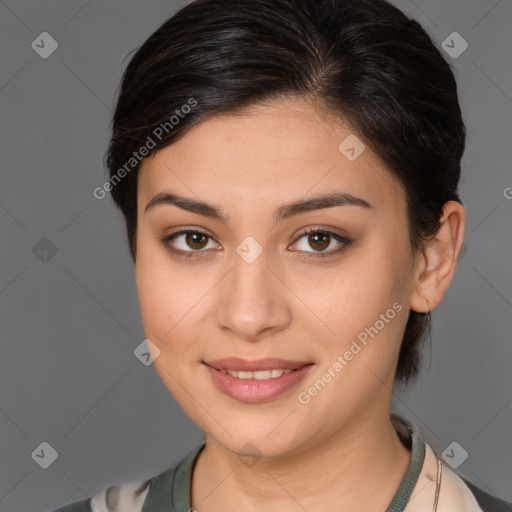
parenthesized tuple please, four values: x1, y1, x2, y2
(53, 0, 510, 510)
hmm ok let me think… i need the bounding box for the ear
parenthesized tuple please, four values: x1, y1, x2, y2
(409, 200, 466, 313)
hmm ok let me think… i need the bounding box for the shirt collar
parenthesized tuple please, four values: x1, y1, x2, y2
(142, 413, 426, 512)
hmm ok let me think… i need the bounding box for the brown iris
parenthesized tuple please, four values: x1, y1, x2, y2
(186, 232, 209, 250)
(307, 232, 330, 251)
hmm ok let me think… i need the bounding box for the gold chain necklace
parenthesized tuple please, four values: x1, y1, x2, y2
(432, 455, 443, 511)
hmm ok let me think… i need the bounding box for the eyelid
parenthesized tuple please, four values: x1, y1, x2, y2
(292, 225, 350, 243)
(161, 226, 352, 259)
(161, 228, 219, 259)
(288, 227, 352, 257)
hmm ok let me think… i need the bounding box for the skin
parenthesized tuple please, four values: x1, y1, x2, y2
(135, 96, 466, 512)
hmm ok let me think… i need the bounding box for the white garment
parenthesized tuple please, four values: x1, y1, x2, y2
(404, 442, 483, 511)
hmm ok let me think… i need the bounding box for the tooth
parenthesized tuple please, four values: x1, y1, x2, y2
(222, 368, 297, 379)
(254, 370, 272, 380)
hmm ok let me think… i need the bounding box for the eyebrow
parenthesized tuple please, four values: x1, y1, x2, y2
(144, 190, 372, 223)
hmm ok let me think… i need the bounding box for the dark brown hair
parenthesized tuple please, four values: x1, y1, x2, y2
(105, 0, 466, 386)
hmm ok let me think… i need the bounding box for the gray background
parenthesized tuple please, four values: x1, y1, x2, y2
(0, 1, 511, 511)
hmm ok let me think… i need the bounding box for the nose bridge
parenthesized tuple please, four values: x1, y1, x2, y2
(229, 233, 274, 293)
(229, 243, 275, 304)
(216, 241, 290, 339)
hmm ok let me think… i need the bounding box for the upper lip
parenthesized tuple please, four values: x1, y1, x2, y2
(203, 357, 313, 371)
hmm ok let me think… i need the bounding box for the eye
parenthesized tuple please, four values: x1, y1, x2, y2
(160, 227, 352, 260)
(290, 228, 352, 259)
(160, 229, 219, 258)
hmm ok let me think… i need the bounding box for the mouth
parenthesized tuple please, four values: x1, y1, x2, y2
(203, 357, 313, 374)
(202, 357, 315, 403)
(215, 368, 297, 380)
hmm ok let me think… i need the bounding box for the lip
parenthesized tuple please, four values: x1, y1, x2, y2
(203, 358, 314, 403)
(203, 357, 312, 371)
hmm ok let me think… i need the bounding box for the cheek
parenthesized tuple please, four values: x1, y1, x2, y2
(135, 245, 190, 342)
(135, 244, 215, 363)
(311, 251, 402, 325)
(310, 240, 410, 365)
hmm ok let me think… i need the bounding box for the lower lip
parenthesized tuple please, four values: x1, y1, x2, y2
(204, 363, 314, 403)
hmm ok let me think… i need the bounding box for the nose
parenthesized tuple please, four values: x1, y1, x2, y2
(215, 248, 292, 342)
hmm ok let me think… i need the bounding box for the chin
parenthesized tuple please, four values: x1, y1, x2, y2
(205, 421, 308, 461)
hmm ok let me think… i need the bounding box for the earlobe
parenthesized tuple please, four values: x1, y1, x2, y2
(409, 200, 466, 314)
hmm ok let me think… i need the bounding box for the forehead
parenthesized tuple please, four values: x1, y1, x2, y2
(137, 97, 405, 215)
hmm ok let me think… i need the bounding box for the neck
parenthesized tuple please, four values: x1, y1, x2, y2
(191, 407, 412, 512)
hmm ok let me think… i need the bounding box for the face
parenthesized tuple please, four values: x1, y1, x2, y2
(135, 97, 420, 458)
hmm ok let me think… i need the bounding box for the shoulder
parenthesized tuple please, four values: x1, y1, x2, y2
(417, 442, 511, 512)
(393, 414, 510, 512)
(50, 443, 204, 512)
(50, 472, 171, 512)
(458, 475, 512, 512)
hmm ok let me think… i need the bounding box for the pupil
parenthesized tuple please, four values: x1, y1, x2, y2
(187, 233, 207, 249)
(310, 233, 329, 251)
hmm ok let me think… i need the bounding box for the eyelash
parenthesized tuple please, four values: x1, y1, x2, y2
(160, 228, 352, 260)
